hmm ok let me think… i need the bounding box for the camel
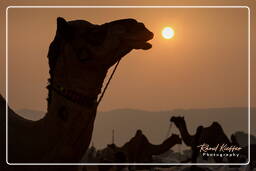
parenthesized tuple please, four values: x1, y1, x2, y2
(99, 130, 182, 163)
(0, 17, 153, 170)
(121, 130, 182, 163)
(170, 116, 235, 163)
(94, 130, 181, 171)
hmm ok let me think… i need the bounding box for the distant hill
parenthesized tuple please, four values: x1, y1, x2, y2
(16, 107, 255, 149)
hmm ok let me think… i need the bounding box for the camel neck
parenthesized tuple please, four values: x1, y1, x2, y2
(38, 64, 108, 162)
(49, 67, 108, 101)
(177, 122, 194, 146)
(149, 136, 179, 155)
(38, 92, 98, 162)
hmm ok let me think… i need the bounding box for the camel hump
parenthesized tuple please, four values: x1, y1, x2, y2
(211, 122, 224, 132)
(0, 95, 7, 117)
(0, 94, 6, 106)
(136, 129, 143, 135)
(212, 121, 221, 128)
(0, 95, 6, 125)
(0, 94, 34, 124)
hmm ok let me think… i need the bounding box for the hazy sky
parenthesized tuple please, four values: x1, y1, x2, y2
(0, 0, 254, 114)
(0, 0, 255, 152)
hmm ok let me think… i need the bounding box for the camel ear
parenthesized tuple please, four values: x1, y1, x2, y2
(57, 17, 71, 39)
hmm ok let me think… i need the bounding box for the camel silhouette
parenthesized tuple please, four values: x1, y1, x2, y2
(96, 130, 181, 171)
(170, 116, 238, 163)
(93, 130, 181, 171)
(0, 17, 153, 170)
(120, 130, 182, 163)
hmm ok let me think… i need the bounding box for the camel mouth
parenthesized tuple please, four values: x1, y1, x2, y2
(125, 31, 154, 50)
(132, 40, 152, 50)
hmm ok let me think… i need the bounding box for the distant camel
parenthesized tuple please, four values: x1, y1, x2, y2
(0, 17, 153, 170)
(170, 116, 235, 163)
(95, 130, 181, 171)
(100, 130, 182, 163)
(122, 130, 182, 163)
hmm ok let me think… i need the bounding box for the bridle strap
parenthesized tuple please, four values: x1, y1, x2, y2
(96, 47, 132, 106)
(49, 84, 97, 108)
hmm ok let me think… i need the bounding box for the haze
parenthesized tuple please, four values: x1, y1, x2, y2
(4, 8, 249, 113)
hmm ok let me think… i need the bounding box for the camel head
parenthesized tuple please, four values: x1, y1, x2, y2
(170, 116, 186, 129)
(49, 17, 153, 69)
(47, 17, 153, 101)
(171, 134, 182, 144)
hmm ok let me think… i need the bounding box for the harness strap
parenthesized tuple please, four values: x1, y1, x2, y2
(49, 84, 97, 107)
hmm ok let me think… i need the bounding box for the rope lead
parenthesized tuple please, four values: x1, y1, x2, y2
(97, 59, 121, 106)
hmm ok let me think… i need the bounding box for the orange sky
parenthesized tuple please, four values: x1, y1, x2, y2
(0, 0, 255, 113)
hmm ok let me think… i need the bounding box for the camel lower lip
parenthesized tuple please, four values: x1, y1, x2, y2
(130, 40, 152, 50)
(142, 42, 152, 50)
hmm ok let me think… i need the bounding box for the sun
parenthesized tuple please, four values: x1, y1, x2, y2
(162, 27, 175, 39)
